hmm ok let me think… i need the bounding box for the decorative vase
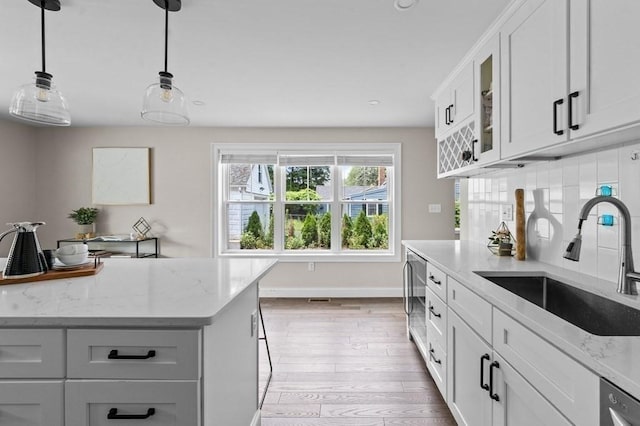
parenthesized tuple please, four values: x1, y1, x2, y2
(76, 223, 96, 240)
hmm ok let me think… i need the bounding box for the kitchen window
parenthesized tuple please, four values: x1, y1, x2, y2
(213, 143, 401, 261)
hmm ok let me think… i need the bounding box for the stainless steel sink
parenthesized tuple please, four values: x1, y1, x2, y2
(475, 272, 640, 336)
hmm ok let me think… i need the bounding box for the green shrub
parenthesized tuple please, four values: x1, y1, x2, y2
(245, 211, 263, 239)
(301, 214, 318, 246)
(353, 210, 373, 248)
(371, 215, 388, 248)
(263, 213, 274, 247)
(319, 212, 331, 248)
(240, 232, 258, 249)
(285, 236, 305, 249)
(341, 213, 353, 247)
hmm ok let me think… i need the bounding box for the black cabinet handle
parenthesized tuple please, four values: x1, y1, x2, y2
(429, 345, 442, 365)
(472, 139, 478, 162)
(428, 274, 441, 285)
(407, 262, 414, 314)
(568, 91, 580, 130)
(448, 104, 454, 124)
(489, 361, 500, 401)
(108, 349, 156, 360)
(428, 304, 441, 318)
(553, 98, 564, 135)
(480, 354, 490, 391)
(108, 408, 155, 419)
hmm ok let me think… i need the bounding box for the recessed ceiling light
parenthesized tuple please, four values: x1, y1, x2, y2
(368, 100, 381, 106)
(192, 100, 206, 106)
(394, 0, 418, 11)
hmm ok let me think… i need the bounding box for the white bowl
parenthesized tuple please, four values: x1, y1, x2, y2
(56, 251, 89, 266)
(57, 244, 88, 255)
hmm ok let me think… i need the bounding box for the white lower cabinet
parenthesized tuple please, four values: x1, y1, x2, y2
(0, 381, 64, 426)
(65, 380, 199, 426)
(447, 308, 492, 426)
(491, 352, 571, 426)
(447, 309, 572, 426)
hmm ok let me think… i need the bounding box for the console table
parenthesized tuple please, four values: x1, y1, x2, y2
(57, 237, 159, 258)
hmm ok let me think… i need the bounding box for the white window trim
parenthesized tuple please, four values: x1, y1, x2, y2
(211, 143, 402, 262)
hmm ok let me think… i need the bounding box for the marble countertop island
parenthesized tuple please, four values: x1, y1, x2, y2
(0, 257, 277, 328)
(403, 240, 640, 400)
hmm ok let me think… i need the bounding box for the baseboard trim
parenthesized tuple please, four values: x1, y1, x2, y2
(259, 287, 401, 298)
(250, 410, 261, 426)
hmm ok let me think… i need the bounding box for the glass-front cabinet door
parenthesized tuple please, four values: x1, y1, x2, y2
(407, 251, 427, 355)
(474, 33, 501, 165)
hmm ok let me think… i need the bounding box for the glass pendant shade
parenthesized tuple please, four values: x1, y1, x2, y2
(141, 71, 189, 125)
(10, 74, 70, 127)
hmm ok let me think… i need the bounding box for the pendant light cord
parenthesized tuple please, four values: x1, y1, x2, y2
(164, 2, 169, 73)
(40, 4, 46, 73)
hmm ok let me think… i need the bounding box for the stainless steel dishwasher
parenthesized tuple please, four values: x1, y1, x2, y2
(601, 378, 640, 425)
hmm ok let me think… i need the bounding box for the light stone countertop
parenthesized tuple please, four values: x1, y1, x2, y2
(0, 258, 277, 328)
(403, 239, 640, 400)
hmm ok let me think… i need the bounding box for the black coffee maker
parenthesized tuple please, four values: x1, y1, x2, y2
(0, 222, 48, 279)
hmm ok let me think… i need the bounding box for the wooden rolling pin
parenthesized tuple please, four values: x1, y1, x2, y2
(515, 189, 525, 260)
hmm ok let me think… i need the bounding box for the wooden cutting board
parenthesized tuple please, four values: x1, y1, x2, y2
(0, 262, 104, 285)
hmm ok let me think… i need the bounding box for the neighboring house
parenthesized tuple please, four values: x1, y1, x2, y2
(315, 184, 388, 218)
(345, 184, 388, 218)
(228, 164, 272, 241)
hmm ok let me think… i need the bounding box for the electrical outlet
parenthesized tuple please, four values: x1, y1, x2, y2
(308, 262, 315, 272)
(501, 204, 514, 221)
(428, 204, 442, 213)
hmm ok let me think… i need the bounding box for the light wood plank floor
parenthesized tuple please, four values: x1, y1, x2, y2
(259, 298, 456, 426)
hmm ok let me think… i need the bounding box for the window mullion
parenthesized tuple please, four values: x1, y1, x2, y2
(273, 164, 284, 253)
(331, 164, 341, 253)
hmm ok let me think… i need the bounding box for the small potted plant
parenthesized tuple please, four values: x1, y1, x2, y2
(68, 207, 99, 239)
(487, 222, 514, 256)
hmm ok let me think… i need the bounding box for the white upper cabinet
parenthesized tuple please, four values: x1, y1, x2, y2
(473, 33, 501, 164)
(500, 0, 569, 158)
(435, 62, 475, 140)
(569, 0, 640, 138)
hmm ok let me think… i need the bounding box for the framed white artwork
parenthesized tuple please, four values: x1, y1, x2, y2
(92, 147, 151, 205)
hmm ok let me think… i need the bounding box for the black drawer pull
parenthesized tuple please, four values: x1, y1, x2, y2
(448, 104, 454, 124)
(428, 304, 441, 318)
(553, 98, 564, 135)
(428, 275, 441, 285)
(108, 349, 156, 360)
(489, 361, 500, 401)
(429, 345, 442, 365)
(480, 353, 490, 391)
(108, 408, 155, 419)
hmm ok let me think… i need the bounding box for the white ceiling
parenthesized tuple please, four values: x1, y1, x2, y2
(0, 0, 510, 127)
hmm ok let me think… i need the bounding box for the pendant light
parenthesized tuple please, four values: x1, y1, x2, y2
(9, 0, 70, 126)
(141, 0, 190, 126)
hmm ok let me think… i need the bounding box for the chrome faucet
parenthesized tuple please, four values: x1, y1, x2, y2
(564, 196, 640, 295)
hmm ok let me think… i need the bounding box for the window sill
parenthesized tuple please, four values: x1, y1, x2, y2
(216, 251, 400, 263)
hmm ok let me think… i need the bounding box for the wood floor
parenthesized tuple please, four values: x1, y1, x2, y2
(258, 298, 456, 426)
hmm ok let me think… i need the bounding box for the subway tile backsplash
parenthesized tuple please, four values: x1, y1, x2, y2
(464, 141, 640, 284)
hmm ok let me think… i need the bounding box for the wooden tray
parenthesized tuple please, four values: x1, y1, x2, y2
(0, 261, 104, 285)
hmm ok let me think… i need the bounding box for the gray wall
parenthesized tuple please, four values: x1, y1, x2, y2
(0, 120, 37, 244)
(4, 122, 454, 296)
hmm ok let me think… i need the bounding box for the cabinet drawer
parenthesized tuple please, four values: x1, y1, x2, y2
(447, 277, 492, 342)
(67, 329, 200, 380)
(426, 339, 447, 400)
(0, 329, 64, 378)
(426, 287, 446, 348)
(0, 380, 63, 426)
(65, 380, 199, 426)
(493, 309, 598, 426)
(426, 262, 447, 301)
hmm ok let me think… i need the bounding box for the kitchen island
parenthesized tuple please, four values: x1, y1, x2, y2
(0, 257, 277, 426)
